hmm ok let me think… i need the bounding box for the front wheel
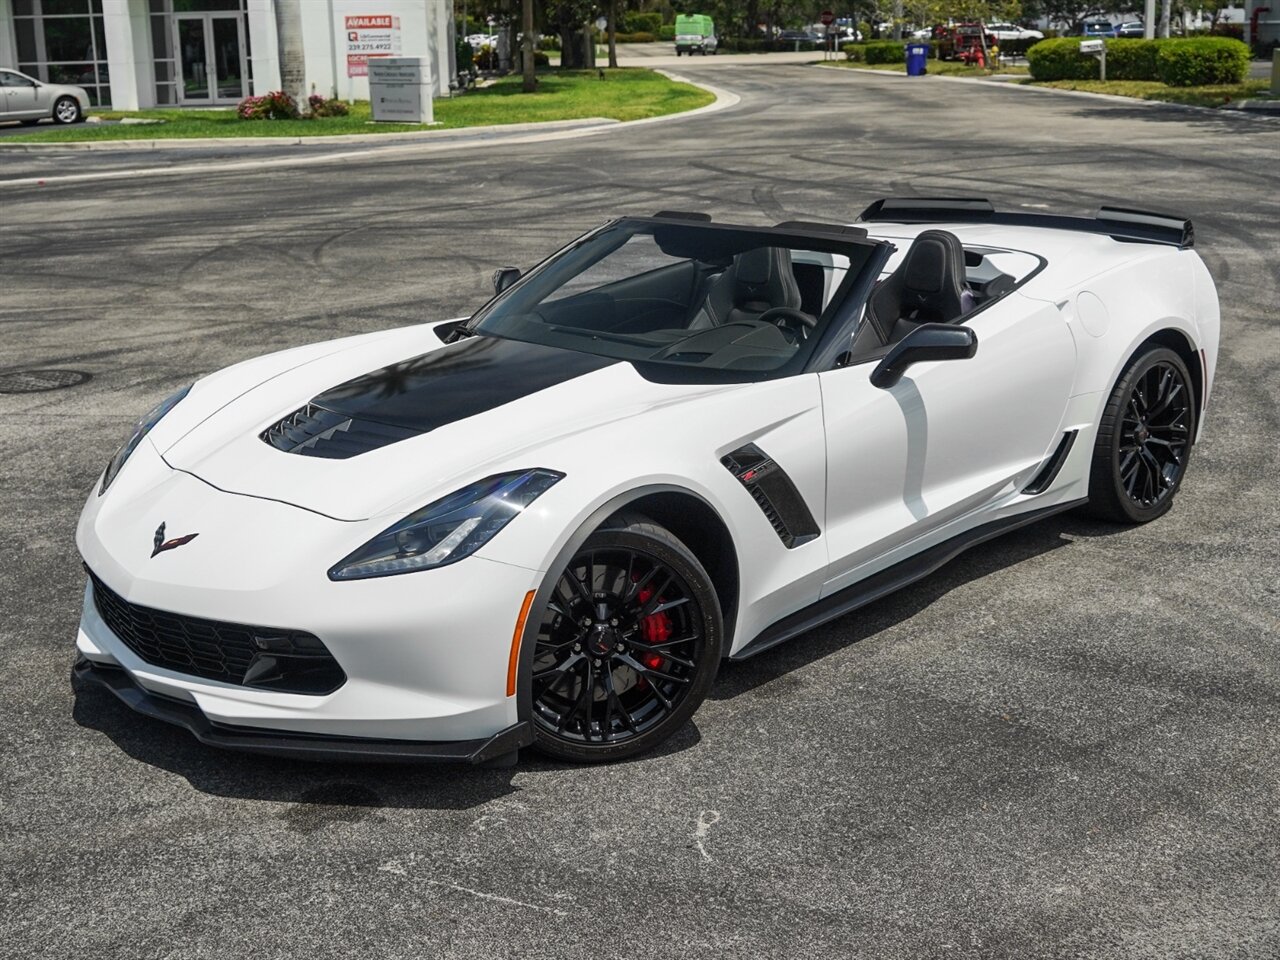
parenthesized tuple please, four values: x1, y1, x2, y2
(529, 516, 722, 763)
(53, 96, 82, 124)
(1086, 345, 1196, 523)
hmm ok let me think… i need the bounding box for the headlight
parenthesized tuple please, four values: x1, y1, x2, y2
(99, 385, 191, 495)
(328, 469, 563, 581)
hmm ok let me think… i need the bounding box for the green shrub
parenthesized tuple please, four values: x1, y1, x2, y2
(539, 35, 561, 51)
(1156, 37, 1250, 85)
(622, 12, 662, 34)
(1026, 37, 1096, 80)
(864, 40, 905, 65)
(614, 32, 656, 43)
(658, 25, 675, 41)
(1100, 38, 1165, 80)
(842, 42, 866, 62)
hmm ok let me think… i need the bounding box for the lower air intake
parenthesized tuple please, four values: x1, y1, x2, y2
(89, 570, 345, 695)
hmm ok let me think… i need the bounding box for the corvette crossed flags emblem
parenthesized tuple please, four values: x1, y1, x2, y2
(151, 522, 198, 558)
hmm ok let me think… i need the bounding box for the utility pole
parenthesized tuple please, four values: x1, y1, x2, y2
(1144, 0, 1155, 39)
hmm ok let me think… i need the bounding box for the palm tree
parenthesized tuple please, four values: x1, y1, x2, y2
(273, 0, 308, 112)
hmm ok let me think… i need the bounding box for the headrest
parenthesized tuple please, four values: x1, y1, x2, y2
(901, 230, 964, 295)
(734, 247, 778, 286)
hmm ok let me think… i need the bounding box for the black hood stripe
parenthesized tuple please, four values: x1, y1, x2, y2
(261, 336, 619, 459)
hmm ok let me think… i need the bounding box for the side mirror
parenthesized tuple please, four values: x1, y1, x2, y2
(492, 266, 521, 295)
(870, 323, 977, 389)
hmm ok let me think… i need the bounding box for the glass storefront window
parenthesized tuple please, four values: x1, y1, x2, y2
(11, 0, 111, 107)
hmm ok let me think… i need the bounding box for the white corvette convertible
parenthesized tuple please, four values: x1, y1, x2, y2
(74, 199, 1219, 764)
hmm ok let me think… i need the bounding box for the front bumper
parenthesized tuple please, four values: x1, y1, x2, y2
(74, 657, 532, 763)
(75, 447, 543, 750)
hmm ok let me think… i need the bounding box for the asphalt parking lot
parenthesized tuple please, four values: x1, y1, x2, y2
(1, 64, 1278, 959)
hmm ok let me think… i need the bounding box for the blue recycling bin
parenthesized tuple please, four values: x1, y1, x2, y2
(906, 43, 929, 76)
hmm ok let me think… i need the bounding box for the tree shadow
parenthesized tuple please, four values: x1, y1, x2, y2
(711, 511, 1129, 701)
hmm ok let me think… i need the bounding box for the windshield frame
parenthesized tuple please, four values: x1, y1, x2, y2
(463, 216, 888, 384)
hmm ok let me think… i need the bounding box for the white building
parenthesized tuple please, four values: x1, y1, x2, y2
(0, 0, 454, 111)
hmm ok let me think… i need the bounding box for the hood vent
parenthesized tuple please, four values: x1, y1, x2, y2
(261, 403, 418, 460)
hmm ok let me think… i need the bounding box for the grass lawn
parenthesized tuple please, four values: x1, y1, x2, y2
(0, 68, 713, 143)
(818, 60, 1029, 77)
(1022, 78, 1271, 108)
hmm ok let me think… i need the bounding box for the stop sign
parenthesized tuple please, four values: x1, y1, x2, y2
(820, 10, 835, 25)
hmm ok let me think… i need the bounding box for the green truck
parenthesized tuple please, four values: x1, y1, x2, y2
(674, 14, 717, 56)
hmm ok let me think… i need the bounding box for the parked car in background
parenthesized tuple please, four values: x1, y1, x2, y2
(0, 67, 89, 125)
(1081, 21, 1118, 37)
(674, 14, 717, 55)
(986, 22, 1045, 41)
(779, 29, 823, 46)
(1115, 21, 1147, 37)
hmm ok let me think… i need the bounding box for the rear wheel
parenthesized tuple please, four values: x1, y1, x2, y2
(53, 96, 81, 124)
(529, 516, 721, 763)
(1086, 345, 1195, 523)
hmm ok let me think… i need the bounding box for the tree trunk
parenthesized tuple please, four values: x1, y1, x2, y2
(607, 0, 618, 69)
(1159, 0, 1172, 38)
(521, 0, 536, 92)
(892, 0, 903, 41)
(272, 0, 307, 111)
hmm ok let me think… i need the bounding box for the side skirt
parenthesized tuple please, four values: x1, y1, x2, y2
(731, 497, 1088, 660)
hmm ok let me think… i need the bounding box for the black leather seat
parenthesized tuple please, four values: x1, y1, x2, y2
(691, 246, 803, 329)
(862, 229, 971, 348)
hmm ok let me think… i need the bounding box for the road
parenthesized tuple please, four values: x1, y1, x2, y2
(1, 63, 1278, 960)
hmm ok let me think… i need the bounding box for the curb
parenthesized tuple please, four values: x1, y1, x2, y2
(813, 62, 1279, 122)
(0, 116, 620, 153)
(0, 73, 737, 157)
(0, 75, 738, 188)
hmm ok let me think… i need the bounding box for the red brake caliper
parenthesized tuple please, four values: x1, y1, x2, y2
(635, 584, 671, 672)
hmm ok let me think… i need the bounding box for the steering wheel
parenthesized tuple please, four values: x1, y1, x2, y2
(756, 306, 817, 344)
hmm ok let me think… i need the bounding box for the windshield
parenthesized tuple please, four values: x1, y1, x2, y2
(467, 219, 879, 381)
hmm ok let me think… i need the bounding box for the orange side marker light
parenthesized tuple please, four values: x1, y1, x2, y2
(507, 590, 537, 698)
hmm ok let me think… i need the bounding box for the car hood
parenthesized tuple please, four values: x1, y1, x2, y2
(161, 327, 725, 522)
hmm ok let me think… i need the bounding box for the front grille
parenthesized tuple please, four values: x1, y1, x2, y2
(88, 571, 345, 695)
(260, 403, 418, 459)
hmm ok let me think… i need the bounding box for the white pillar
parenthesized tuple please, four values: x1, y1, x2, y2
(101, 0, 145, 111)
(247, 0, 280, 94)
(0, 0, 17, 70)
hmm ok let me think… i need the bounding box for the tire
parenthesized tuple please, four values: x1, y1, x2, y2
(1085, 345, 1196, 524)
(53, 96, 81, 124)
(529, 515, 722, 763)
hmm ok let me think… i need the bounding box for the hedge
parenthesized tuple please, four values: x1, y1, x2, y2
(842, 42, 866, 62)
(658, 25, 675, 41)
(1026, 37, 1100, 80)
(622, 12, 661, 35)
(864, 40, 905, 65)
(614, 32, 656, 43)
(1156, 37, 1251, 85)
(1026, 36, 1250, 84)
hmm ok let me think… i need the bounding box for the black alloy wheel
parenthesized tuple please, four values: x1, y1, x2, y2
(530, 517, 721, 762)
(1087, 345, 1196, 523)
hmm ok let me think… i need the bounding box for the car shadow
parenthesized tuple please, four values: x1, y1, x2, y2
(71, 679, 521, 812)
(710, 512, 1127, 701)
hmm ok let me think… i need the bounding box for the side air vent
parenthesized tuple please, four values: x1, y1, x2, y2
(260, 403, 419, 460)
(1023, 430, 1079, 495)
(721, 444, 820, 549)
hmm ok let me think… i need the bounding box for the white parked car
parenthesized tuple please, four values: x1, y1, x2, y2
(74, 200, 1218, 765)
(0, 67, 89, 125)
(986, 22, 1045, 41)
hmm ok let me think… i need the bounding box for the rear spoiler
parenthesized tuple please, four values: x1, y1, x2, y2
(858, 197, 1194, 249)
